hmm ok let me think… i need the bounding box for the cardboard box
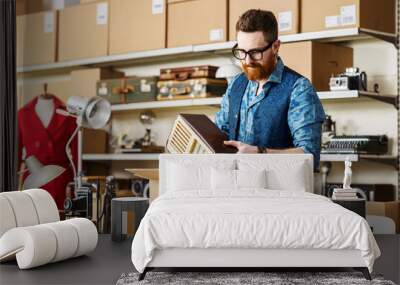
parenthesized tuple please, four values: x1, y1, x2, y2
(17, 80, 71, 109)
(367, 201, 400, 233)
(109, 0, 166, 55)
(167, 0, 228, 47)
(43, 0, 81, 10)
(279, 41, 353, 91)
(71, 67, 124, 98)
(301, 0, 395, 34)
(58, 1, 109, 61)
(125, 169, 159, 203)
(17, 11, 57, 67)
(16, 0, 45, 16)
(229, 0, 299, 40)
(82, 128, 108, 153)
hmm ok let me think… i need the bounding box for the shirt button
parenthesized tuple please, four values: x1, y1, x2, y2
(35, 141, 40, 148)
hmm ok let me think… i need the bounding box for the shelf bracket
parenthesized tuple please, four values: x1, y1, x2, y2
(360, 156, 399, 169)
(359, 93, 399, 109)
(359, 28, 399, 49)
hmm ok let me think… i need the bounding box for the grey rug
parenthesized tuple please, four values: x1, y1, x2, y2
(116, 271, 395, 285)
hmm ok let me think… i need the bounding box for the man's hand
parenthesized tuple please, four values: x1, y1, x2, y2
(223, 140, 258, 153)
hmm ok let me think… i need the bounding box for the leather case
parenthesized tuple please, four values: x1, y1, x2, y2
(157, 78, 227, 101)
(97, 76, 158, 104)
(159, 65, 219, 81)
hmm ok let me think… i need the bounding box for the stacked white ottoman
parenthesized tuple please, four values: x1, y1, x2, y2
(0, 189, 98, 269)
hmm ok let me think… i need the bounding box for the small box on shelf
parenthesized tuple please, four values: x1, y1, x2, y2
(229, 0, 300, 40)
(58, 1, 109, 61)
(279, 41, 353, 91)
(109, 0, 166, 55)
(17, 11, 58, 67)
(301, 0, 395, 34)
(167, 0, 228, 47)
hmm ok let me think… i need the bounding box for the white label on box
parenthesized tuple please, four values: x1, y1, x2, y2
(340, 5, 356, 26)
(97, 3, 108, 25)
(43, 12, 54, 33)
(52, 0, 65, 10)
(325, 15, 341, 28)
(278, 11, 292, 32)
(209, 28, 224, 42)
(152, 0, 164, 15)
(98, 83, 108, 96)
(140, 80, 151, 93)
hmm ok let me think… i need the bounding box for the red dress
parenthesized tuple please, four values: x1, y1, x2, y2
(18, 96, 78, 209)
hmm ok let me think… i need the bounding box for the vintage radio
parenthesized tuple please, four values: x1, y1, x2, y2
(157, 78, 227, 101)
(160, 65, 218, 81)
(97, 76, 158, 104)
(166, 114, 236, 154)
(321, 135, 388, 155)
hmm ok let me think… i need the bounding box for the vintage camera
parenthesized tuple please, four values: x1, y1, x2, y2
(130, 178, 149, 197)
(64, 184, 93, 219)
(329, 67, 367, 91)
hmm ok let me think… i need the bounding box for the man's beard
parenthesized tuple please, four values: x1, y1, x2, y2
(241, 62, 270, 81)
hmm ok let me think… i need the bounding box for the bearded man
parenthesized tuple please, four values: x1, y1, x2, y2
(215, 9, 325, 169)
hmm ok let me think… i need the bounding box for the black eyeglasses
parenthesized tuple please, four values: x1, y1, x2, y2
(232, 40, 276, 61)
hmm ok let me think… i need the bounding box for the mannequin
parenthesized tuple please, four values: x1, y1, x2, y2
(34, 95, 54, 128)
(18, 91, 78, 210)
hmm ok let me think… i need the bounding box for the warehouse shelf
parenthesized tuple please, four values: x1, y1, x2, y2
(111, 91, 397, 112)
(83, 153, 397, 168)
(111, 97, 222, 112)
(318, 91, 398, 109)
(320, 154, 398, 168)
(17, 28, 398, 74)
(82, 153, 160, 161)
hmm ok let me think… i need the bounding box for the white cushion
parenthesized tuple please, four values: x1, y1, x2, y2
(42, 221, 79, 262)
(237, 169, 267, 189)
(0, 196, 16, 237)
(166, 158, 235, 192)
(65, 218, 98, 257)
(0, 190, 98, 269)
(23, 189, 59, 224)
(0, 226, 57, 269)
(238, 158, 310, 192)
(0, 218, 97, 269)
(211, 168, 236, 190)
(211, 169, 267, 191)
(0, 191, 39, 227)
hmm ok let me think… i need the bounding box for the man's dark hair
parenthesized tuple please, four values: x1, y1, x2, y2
(235, 9, 278, 43)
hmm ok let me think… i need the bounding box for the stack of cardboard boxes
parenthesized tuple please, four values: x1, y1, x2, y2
(17, 0, 395, 66)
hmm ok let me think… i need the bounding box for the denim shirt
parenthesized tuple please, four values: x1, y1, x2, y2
(215, 58, 325, 169)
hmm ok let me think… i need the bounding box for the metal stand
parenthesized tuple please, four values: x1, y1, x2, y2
(138, 267, 152, 281)
(354, 267, 372, 280)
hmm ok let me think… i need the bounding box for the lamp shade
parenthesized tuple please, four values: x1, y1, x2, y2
(66, 96, 111, 129)
(216, 64, 242, 83)
(23, 156, 65, 189)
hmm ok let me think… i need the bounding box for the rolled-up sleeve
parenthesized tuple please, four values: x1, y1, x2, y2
(215, 75, 239, 136)
(288, 77, 325, 169)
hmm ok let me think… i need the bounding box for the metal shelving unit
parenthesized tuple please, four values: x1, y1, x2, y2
(82, 153, 397, 169)
(82, 153, 160, 161)
(111, 97, 222, 112)
(110, 91, 397, 112)
(318, 91, 398, 109)
(17, 28, 398, 74)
